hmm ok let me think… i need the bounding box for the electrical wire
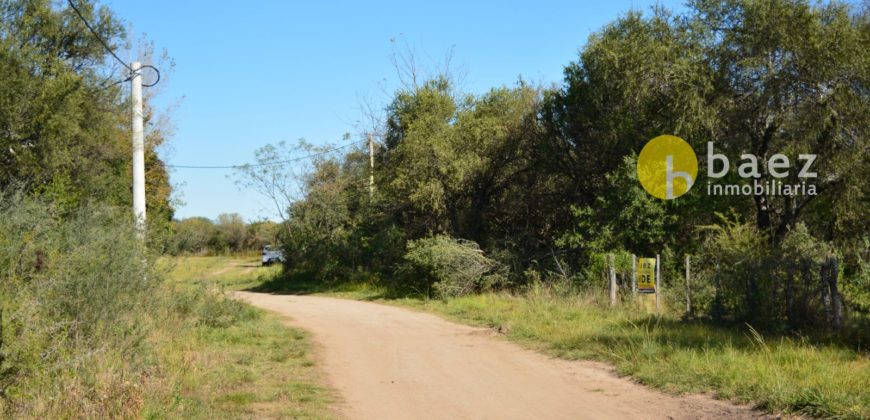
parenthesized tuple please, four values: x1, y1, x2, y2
(67, 0, 160, 87)
(138, 64, 160, 87)
(68, 1, 360, 169)
(165, 140, 367, 169)
(67, 0, 130, 72)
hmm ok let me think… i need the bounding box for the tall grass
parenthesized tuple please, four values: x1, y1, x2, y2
(149, 256, 335, 418)
(0, 194, 161, 417)
(0, 194, 298, 417)
(403, 287, 870, 419)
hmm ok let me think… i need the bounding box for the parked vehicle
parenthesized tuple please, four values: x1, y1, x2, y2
(261, 245, 285, 266)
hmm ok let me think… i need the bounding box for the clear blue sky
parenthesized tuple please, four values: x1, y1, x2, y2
(105, 0, 685, 222)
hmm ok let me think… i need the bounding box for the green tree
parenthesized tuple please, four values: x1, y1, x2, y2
(0, 0, 174, 221)
(690, 0, 870, 243)
(381, 79, 544, 246)
(245, 220, 280, 249)
(171, 217, 215, 254)
(214, 213, 246, 253)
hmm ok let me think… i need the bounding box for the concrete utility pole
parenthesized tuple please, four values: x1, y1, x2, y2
(131, 61, 146, 237)
(368, 134, 375, 197)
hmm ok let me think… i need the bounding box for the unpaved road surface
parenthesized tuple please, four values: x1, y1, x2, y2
(235, 292, 765, 420)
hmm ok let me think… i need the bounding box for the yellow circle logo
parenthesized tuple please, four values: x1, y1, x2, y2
(637, 135, 697, 199)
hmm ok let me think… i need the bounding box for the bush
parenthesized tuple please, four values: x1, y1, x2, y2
(0, 193, 158, 417)
(841, 239, 870, 315)
(195, 291, 259, 328)
(692, 217, 848, 331)
(403, 235, 506, 299)
(0, 193, 256, 417)
(582, 250, 634, 289)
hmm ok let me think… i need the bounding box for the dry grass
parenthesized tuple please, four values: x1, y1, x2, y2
(142, 256, 335, 419)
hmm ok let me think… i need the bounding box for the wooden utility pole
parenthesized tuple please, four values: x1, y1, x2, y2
(131, 61, 146, 238)
(368, 134, 375, 197)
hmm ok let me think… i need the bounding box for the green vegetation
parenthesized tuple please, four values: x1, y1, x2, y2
(258, 0, 869, 334)
(1, 0, 868, 417)
(147, 257, 334, 419)
(162, 255, 281, 291)
(0, 0, 174, 237)
(253, 270, 870, 419)
(0, 194, 160, 417)
(0, 2, 332, 415)
(0, 196, 333, 417)
(403, 235, 507, 298)
(407, 292, 870, 419)
(168, 215, 282, 256)
(245, 2, 870, 415)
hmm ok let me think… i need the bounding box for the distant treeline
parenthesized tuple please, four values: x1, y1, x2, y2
(168, 214, 280, 255)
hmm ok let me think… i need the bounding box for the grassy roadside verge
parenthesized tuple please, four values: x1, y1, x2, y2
(409, 293, 869, 419)
(0, 198, 333, 418)
(255, 274, 870, 419)
(143, 256, 335, 419)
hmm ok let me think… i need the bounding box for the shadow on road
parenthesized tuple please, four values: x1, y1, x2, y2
(244, 271, 389, 301)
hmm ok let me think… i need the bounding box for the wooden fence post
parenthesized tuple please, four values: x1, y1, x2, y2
(631, 254, 637, 297)
(655, 254, 661, 314)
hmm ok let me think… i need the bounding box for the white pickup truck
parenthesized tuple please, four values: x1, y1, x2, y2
(261, 245, 285, 266)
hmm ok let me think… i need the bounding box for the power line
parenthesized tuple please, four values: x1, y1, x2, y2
(165, 140, 367, 169)
(67, 0, 160, 87)
(67, 0, 130, 71)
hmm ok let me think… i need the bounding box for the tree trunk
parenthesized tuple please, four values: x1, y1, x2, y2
(820, 255, 843, 330)
(753, 193, 771, 233)
(786, 269, 795, 329)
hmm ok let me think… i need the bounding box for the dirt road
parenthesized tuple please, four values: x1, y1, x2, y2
(235, 292, 764, 420)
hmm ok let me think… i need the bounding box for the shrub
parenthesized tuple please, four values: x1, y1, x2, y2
(195, 291, 260, 328)
(0, 193, 158, 416)
(841, 239, 870, 316)
(403, 235, 506, 299)
(582, 250, 634, 289)
(693, 216, 847, 331)
(0, 193, 256, 417)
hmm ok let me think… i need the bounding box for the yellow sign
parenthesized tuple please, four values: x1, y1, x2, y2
(637, 135, 698, 200)
(637, 257, 656, 293)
